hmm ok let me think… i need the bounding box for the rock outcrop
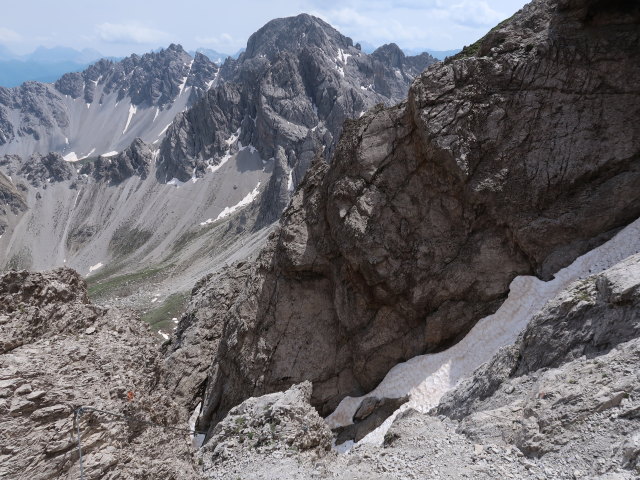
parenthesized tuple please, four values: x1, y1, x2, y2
(0, 268, 199, 479)
(165, 0, 640, 437)
(0, 169, 26, 236)
(79, 138, 153, 185)
(199, 381, 331, 475)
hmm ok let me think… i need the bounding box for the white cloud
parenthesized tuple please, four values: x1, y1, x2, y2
(449, 1, 505, 26)
(96, 22, 170, 44)
(195, 33, 234, 47)
(0, 27, 22, 43)
(321, 8, 377, 27)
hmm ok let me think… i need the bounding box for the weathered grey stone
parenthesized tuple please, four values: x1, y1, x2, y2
(166, 0, 640, 437)
(0, 268, 199, 479)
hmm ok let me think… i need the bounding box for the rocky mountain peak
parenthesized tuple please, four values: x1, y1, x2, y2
(371, 43, 406, 67)
(157, 15, 437, 223)
(53, 43, 217, 108)
(242, 13, 353, 62)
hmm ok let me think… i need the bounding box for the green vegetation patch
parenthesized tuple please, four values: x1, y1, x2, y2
(108, 225, 153, 258)
(453, 14, 515, 59)
(87, 263, 173, 299)
(141, 292, 189, 333)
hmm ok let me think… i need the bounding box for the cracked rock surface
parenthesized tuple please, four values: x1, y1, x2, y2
(0, 268, 198, 479)
(165, 0, 640, 435)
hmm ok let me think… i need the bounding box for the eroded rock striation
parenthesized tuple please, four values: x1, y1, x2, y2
(0, 268, 198, 479)
(165, 0, 640, 436)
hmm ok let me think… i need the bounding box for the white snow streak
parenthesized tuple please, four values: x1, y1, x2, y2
(89, 262, 104, 273)
(158, 123, 172, 137)
(63, 152, 79, 162)
(122, 104, 137, 135)
(215, 182, 261, 221)
(79, 148, 96, 160)
(101, 151, 118, 157)
(328, 216, 640, 449)
(287, 169, 294, 193)
(178, 60, 194, 96)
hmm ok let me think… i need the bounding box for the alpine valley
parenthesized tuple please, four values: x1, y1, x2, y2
(0, 1, 639, 479)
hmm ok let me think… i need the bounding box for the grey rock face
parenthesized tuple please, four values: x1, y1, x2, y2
(157, 14, 437, 220)
(165, 0, 640, 435)
(79, 138, 153, 184)
(0, 268, 199, 479)
(199, 381, 331, 467)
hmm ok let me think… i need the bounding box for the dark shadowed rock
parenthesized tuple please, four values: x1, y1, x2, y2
(164, 0, 640, 436)
(335, 396, 409, 444)
(16, 152, 75, 187)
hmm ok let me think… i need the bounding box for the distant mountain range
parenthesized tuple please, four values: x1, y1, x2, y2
(0, 41, 458, 88)
(356, 40, 460, 60)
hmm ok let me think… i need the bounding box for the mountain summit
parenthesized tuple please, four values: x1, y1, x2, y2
(158, 14, 436, 223)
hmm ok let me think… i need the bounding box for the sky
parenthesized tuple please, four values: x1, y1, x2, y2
(0, 0, 530, 57)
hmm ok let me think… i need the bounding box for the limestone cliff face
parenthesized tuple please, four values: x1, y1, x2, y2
(165, 0, 640, 434)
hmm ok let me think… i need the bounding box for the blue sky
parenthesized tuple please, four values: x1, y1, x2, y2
(0, 0, 530, 56)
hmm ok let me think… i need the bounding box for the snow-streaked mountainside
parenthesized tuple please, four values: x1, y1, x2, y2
(0, 44, 219, 158)
(159, 14, 436, 223)
(0, 14, 435, 319)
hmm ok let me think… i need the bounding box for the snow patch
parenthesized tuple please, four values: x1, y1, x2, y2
(158, 330, 169, 341)
(153, 108, 160, 122)
(89, 262, 104, 273)
(224, 128, 241, 146)
(239, 142, 257, 154)
(215, 182, 261, 221)
(328, 216, 640, 449)
(122, 104, 137, 135)
(178, 60, 194, 96)
(158, 122, 172, 137)
(287, 169, 294, 193)
(336, 48, 351, 65)
(63, 152, 79, 162)
(167, 178, 184, 187)
(79, 148, 96, 160)
(101, 151, 118, 157)
(189, 403, 205, 448)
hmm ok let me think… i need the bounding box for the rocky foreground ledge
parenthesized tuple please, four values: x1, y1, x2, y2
(0, 268, 198, 479)
(1, 253, 639, 479)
